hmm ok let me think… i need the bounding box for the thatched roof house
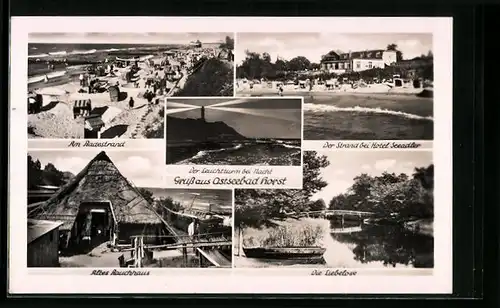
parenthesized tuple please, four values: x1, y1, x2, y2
(29, 151, 169, 249)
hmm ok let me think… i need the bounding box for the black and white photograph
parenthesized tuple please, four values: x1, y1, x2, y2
(166, 97, 302, 166)
(234, 150, 434, 269)
(235, 33, 434, 140)
(27, 150, 232, 268)
(27, 32, 234, 139)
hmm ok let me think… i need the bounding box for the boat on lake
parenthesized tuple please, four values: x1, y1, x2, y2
(243, 247, 326, 260)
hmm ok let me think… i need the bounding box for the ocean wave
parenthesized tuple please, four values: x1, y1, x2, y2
(275, 140, 301, 149)
(28, 70, 68, 84)
(304, 103, 433, 121)
(28, 53, 50, 59)
(49, 51, 67, 56)
(70, 49, 97, 55)
(176, 143, 244, 164)
(28, 47, 131, 59)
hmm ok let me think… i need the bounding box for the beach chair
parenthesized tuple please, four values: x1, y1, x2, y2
(73, 99, 92, 119)
(108, 86, 120, 102)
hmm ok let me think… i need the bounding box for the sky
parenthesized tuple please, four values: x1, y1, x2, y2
(28, 151, 165, 188)
(235, 33, 433, 64)
(167, 98, 302, 139)
(311, 150, 433, 203)
(28, 32, 232, 44)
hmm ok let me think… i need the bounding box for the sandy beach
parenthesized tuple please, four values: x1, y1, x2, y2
(28, 58, 169, 139)
(236, 82, 432, 97)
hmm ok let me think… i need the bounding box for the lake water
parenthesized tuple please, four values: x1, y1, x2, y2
(235, 219, 434, 268)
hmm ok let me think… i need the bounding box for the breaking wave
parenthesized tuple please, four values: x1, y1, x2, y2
(304, 103, 433, 121)
(275, 139, 301, 149)
(176, 144, 244, 164)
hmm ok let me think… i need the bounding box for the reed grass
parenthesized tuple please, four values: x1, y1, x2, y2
(243, 222, 325, 248)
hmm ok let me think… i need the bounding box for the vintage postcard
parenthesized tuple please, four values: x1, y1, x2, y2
(165, 97, 303, 189)
(235, 150, 434, 269)
(235, 32, 435, 150)
(9, 16, 452, 295)
(27, 32, 234, 139)
(27, 150, 232, 269)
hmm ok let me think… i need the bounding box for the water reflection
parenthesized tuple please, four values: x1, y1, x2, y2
(235, 218, 434, 268)
(327, 219, 434, 268)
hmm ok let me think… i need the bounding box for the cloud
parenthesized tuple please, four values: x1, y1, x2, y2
(361, 164, 371, 170)
(313, 179, 353, 202)
(118, 156, 153, 178)
(334, 169, 346, 175)
(51, 157, 88, 174)
(112, 155, 164, 187)
(374, 159, 397, 171)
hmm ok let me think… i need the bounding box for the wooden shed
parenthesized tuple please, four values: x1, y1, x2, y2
(27, 219, 63, 267)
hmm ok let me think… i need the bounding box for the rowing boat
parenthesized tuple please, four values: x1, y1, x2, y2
(243, 247, 326, 260)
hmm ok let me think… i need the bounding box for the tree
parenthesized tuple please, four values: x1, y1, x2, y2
(386, 43, 403, 61)
(27, 155, 74, 189)
(328, 164, 434, 219)
(412, 164, 434, 189)
(234, 151, 330, 228)
(308, 198, 327, 211)
(262, 52, 272, 63)
(220, 36, 234, 50)
(274, 59, 288, 72)
(386, 44, 398, 51)
(28, 155, 43, 189)
(287, 56, 311, 72)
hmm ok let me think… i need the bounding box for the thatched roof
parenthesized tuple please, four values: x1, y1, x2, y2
(29, 151, 163, 225)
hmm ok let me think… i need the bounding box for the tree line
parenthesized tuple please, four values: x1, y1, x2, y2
(236, 43, 433, 82)
(27, 155, 74, 189)
(235, 152, 434, 229)
(328, 164, 434, 220)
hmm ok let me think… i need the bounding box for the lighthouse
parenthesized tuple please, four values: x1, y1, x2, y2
(201, 106, 206, 122)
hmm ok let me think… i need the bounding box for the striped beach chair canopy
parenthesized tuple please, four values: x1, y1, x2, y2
(74, 99, 91, 109)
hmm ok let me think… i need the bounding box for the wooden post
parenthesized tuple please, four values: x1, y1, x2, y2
(198, 252, 203, 268)
(341, 215, 345, 230)
(182, 243, 187, 267)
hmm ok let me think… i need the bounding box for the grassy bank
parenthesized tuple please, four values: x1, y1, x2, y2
(174, 58, 233, 96)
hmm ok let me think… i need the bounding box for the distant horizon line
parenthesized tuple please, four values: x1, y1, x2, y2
(28, 41, 225, 45)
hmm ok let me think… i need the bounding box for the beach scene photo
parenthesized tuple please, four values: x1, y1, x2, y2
(166, 98, 302, 165)
(235, 33, 434, 140)
(27, 32, 234, 139)
(234, 150, 434, 268)
(27, 150, 232, 268)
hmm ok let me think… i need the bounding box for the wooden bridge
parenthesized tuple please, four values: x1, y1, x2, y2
(295, 209, 375, 218)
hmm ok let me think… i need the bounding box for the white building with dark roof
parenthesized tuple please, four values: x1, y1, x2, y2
(320, 49, 398, 73)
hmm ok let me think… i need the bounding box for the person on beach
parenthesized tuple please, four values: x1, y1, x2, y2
(44, 74, 49, 83)
(79, 74, 84, 86)
(128, 97, 135, 109)
(278, 84, 284, 96)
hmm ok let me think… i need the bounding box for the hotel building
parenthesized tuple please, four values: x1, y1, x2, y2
(320, 49, 398, 73)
